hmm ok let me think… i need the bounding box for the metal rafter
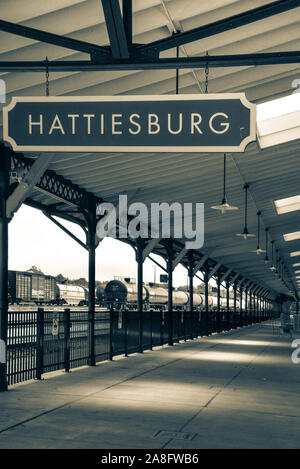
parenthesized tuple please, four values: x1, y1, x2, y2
(101, 0, 130, 59)
(0, 51, 299, 72)
(9, 149, 100, 209)
(135, 0, 300, 56)
(24, 197, 88, 232)
(43, 213, 88, 250)
(0, 19, 110, 57)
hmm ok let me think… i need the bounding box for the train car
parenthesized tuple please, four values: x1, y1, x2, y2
(104, 279, 148, 307)
(193, 293, 203, 307)
(8, 270, 56, 304)
(147, 285, 168, 305)
(55, 284, 86, 306)
(104, 280, 208, 311)
(95, 285, 105, 305)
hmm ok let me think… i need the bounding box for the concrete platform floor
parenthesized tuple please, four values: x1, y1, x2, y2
(0, 321, 299, 449)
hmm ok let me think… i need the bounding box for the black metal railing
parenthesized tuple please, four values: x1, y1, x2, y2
(6, 307, 269, 386)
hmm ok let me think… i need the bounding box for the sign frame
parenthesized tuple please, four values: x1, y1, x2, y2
(3, 93, 256, 153)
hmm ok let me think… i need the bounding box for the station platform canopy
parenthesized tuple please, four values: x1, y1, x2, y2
(0, 0, 300, 300)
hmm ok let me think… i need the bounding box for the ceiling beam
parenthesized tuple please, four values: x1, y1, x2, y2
(24, 198, 88, 232)
(122, 0, 132, 48)
(10, 148, 99, 209)
(135, 0, 300, 55)
(148, 254, 167, 273)
(7, 153, 54, 218)
(43, 213, 88, 250)
(208, 261, 222, 281)
(220, 268, 233, 284)
(243, 280, 252, 290)
(229, 272, 240, 286)
(193, 250, 213, 276)
(0, 51, 299, 71)
(236, 276, 246, 289)
(0, 19, 110, 57)
(101, 0, 130, 59)
(172, 248, 188, 270)
(142, 238, 161, 262)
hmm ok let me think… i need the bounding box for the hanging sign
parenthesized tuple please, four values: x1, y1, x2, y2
(3, 94, 256, 152)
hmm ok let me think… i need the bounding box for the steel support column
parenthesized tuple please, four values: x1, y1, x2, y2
(239, 286, 243, 327)
(226, 279, 230, 330)
(136, 239, 144, 353)
(86, 198, 97, 366)
(0, 145, 9, 391)
(166, 241, 173, 346)
(245, 288, 248, 325)
(188, 251, 194, 339)
(233, 280, 237, 327)
(249, 289, 252, 324)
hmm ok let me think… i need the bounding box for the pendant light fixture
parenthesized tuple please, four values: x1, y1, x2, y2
(236, 184, 256, 239)
(251, 211, 266, 254)
(269, 240, 276, 271)
(264, 228, 269, 264)
(211, 154, 239, 214)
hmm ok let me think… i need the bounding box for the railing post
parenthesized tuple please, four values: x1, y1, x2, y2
(249, 289, 252, 324)
(149, 309, 153, 351)
(245, 288, 248, 325)
(175, 310, 180, 343)
(166, 240, 173, 346)
(217, 272, 221, 333)
(204, 264, 209, 336)
(160, 310, 163, 345)
(109, 309, 114, 360)
(188, 251, 194, 340)
(64, 308, 70, 373)
(36, 307, 44, 380)
(136, 239, 144, 353)
(233, 280, 237, 328)
(124, 309, 128, 357)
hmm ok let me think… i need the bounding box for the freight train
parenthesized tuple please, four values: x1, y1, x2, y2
(8, 270, 264, 313)
(99, 278, 239, 311)
(8, 270, 88, 306)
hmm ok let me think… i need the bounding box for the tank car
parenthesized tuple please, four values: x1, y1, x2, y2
(55, 284, 86, 306)
(104, 279, 148, 308)
(103, 279, 207, 311)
